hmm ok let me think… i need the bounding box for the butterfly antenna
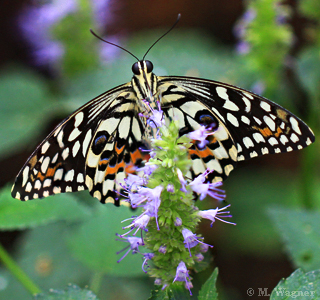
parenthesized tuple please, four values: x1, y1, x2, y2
(90, 29, 139, 61)
(142, 13, 181, 60)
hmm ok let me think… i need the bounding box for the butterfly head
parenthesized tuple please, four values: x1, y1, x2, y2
(131, 60, 157, 100)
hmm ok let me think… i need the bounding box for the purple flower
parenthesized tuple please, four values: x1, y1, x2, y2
(143, 187, 162, 230)
(137, 164, 158, 176)
(181, 228, 212, 257)
(122, 214, 151, 236)
(236, 41, 251, 55)
(125, 174, 146, 189)
(195, 253, 204, 262)
(167, 184, 174, 193)
(18, 0, 78, 67)
(158, 245, 167, 254)
(129, 185, 162, 208)
(199, 243, 209, 253)
(142, 253, 154, 273)
(116, 235, 143, 262)
(173, 261, 192, 296)
(140, 100, 165, 129)
(198, 205, 236, 226)
(174, 217, 182, 227)
(189, 169, 225, 201)
(176, 168, 187, 193)
(188, 126, 215, 148)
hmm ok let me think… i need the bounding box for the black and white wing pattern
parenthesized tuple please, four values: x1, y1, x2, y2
(11, 83, 146, 205)
(157, 76, 315, 182)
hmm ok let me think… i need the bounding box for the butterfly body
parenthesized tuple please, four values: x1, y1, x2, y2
(11, 60, 315, 204)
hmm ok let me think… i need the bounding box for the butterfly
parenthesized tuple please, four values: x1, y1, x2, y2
(11, 21, 315, 206)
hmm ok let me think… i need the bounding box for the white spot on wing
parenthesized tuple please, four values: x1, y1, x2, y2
(103, 179, 114, 196)
(227, 113, 239, 127)
(243, 137, 254, 148)
(268, 137, 278, 146)
(85, 175, 93, 191)
(41, 157, 50, 174)
(242, 96, 251, 113)
(252, 133, 265, 143)
(62, 147, 69, 160)
(54, 169, 63, 181)
(57, 130, 64, 148)
(261, 147, 269, 155)
(82, 129, 92, 157)
(25, 182, 32, 193)
(241, 115, 250, 125)
(65, 169, 75, 182)
(290, 133, 299, 143)
(250, 151, 258, 158)
(72, 140, 81, 157)
(260, 101, 271, 112)
(118, 116, 131, 139)
(52, 153, 58, 164)
(224, 164, 234, 176)
(253, 117, 262, 125)
(216, 86, 228, 100)
(280, 135, 289, 145)
(74, 112, 84, 127)
(289, 117, 302, 135)
(43, 179, 52, 188)
(263, 116, 276, 131)
(228, 145, 238, 161)
(206, 159, 222, 174)
(22, 166, 30, 187)
(53, 186, 61, 194)
(41, 141, 50, 154)
(68, 127, 82, 142)
(77, 173, 84, 183)
(35, 180, 41, 190)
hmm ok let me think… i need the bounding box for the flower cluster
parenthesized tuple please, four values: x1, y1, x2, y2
(115, 101, 235, 295)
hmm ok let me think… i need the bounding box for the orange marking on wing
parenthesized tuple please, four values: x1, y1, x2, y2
(197, 147, 213, 158)
(115, 143, 125, 155)
(130, 149, 142, 164)
(46, 163, 62, 177)
(274, 127, 283, 137)
(106, 160, 125, 175)
(125, 163, 136, 174)
(253, 126, 272, 137)
(36, 172, 45, 181)
(98, 158, 109, 166)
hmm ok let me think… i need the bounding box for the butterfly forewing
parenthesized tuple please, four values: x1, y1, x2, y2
(158, 76, 315, 180)
(11, 82, 145, 203)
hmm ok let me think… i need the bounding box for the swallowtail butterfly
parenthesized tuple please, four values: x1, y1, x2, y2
(11, 18, 315, 205)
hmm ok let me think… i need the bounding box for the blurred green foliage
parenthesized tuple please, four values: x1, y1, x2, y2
(0, 0, 319, 299)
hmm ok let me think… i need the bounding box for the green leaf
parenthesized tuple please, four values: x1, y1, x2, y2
(270, 269, 320, 299)
(149, 285, 191, 300)
(0, 222, 91, 300)
(66, 204, 145, 276)
(268, 206, 320, 271)
(0, 67, 56, 156)
(34, 284, 99, 300)
(297, 47, 320, 100)
(198, 268, 219, 300)
(0, 186, 89, 230)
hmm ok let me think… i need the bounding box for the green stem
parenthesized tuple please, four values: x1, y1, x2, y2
(90, 271, 104, 295)
(0, 243, 41, 295)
